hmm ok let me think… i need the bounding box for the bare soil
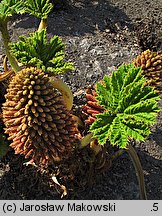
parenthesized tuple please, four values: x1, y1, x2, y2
(0, 0, 162, 200)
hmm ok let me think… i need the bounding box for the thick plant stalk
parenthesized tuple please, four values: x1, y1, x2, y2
(126, 144, 147, 200)
(79, 133, 102, 155)
(0, 56, 14, 82)
(0, 70, 14, 82)
(90, 139, 102, 155)
(3, 55, 8, 72)
(79, 133, 93, 148)
(50, 77, 73, 111)
(0, 21, 21, 73)
(37, 19, 47, 32)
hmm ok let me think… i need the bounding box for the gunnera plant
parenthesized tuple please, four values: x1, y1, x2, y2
(0, 0, 78, 166)
(0, 0, 161, 199)
(82, 64, 160, 199)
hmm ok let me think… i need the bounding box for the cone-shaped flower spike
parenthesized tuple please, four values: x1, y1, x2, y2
(133, 49, 162, 90)
(2, 67, 78, 166)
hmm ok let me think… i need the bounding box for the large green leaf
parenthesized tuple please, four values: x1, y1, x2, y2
(24, 0, 53, 19)
(9, 29, 75, 75)
(90, 64, 160, 149)
(90, 111, 115, 145)
(108, 115, 128, 148)
(0, 0, 24, 22)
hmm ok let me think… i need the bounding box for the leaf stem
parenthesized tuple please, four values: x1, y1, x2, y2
(49, 77, 73, 110)
(0, 70, 14, 82)
(37, 19, 47, 32)
(90, 139, 102, 155)
(0, 21, 21, 73)
(126, 144, 147, 200)
(3, 55, 8, 72)
(79, 133, 93, 149)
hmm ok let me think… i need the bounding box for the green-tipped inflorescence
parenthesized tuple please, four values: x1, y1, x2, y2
(2, 67, 79, 166)
(10, 30, 75, 75)
(133, 49, 162, 90)
(89, 64, 160, 148)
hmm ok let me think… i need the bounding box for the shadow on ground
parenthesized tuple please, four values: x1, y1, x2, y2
(14, 0, 134, 37)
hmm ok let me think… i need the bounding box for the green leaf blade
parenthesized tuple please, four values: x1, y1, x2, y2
(89, 112, 114, 145)
(10, 30, 75, 75)
(90, 64, 160, 149)
(0, 0, 24, 22)
(108, 115, 128, 148)
(24, 0, 53, 19)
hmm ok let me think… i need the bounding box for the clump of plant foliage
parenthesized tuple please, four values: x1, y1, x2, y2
(82, 64, 160, 199)
(0, 0, 74, 75)
(90, 64, 160, 147)
(9, 30, 75, 75)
